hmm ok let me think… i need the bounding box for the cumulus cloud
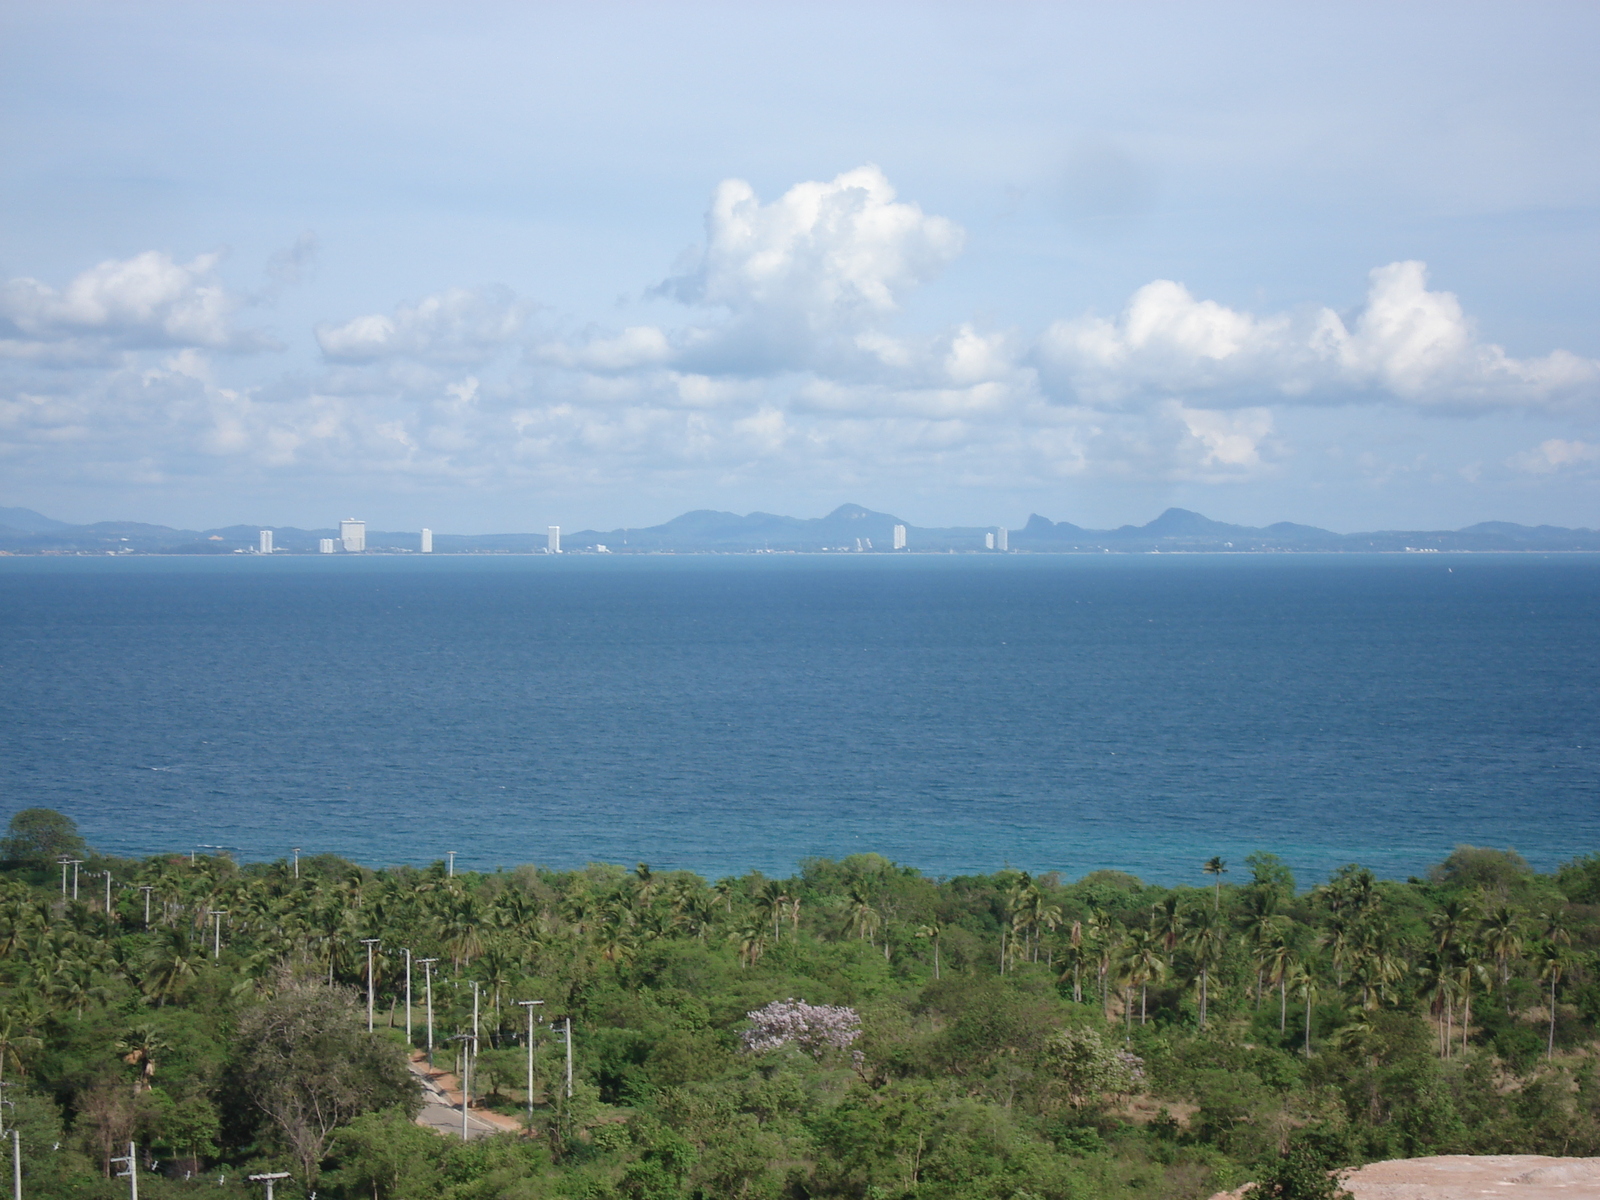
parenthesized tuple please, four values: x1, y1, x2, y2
(1038, 261, 1600, 413)
(0, 251, 274, 363)
(316, 285, 530, 364)
(644, 165, 964, 375)
(8, 169, 1599, 505)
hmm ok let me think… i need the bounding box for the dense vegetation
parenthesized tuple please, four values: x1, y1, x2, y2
(4, 808, 1600, 1200)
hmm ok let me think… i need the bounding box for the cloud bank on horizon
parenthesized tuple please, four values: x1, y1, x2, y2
(1, 3, 1597, 532)
(4, 165, 1598, 523)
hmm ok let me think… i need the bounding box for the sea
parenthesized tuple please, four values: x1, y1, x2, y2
(0, 553, 1595, 889)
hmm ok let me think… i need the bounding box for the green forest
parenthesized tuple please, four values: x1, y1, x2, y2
(3, 807, 1600, 1200)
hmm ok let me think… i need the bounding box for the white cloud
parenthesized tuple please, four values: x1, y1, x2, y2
(1038, 261, 1600, 413)
(1507, 438, 1600, 474)
(651, 165, 964, 375)
(8, 171, 1598, 509)
(0, 251, 273, 362)
(316, 285, 529, 364)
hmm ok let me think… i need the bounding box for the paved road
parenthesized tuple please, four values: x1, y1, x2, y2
(409, 1058, 518, 1141)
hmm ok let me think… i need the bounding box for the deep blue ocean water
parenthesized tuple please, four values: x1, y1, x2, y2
(0, 553, 1595, 888)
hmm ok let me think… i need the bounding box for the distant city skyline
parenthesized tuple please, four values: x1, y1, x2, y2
(1, 5, 1597, 534)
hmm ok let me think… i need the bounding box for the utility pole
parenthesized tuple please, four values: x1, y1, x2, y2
(247, 1172, 289, 1200)
(110, 1141, 137, 1200)
(447, 851, 457, 878)
(449, 1035, 477, 1141)
(291, 848, 300, 880)
(403, 949, 413, 1046)
(360, 939, 380, 1032)
(516, 1000, 544, 1120)
(418, 959, 437, 1065)
(101, 872, 112, 916)
(208, 911, 227, 959)
(471, 981, 480, 1050)
(10, 1128, 18, 1200)
(138, 887, 152, 928)
(56, 858, 69, 897)
(69, 861, 83, 901)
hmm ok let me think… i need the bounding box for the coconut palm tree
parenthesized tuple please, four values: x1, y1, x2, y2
(1536, 941, 1568, 1060)
(1288, 965, 1318, 1057)
(1479, 905, 1523, 1014)
(1202, 857, 1228, 910)
(1120, 928, 1168, 1025)
(1185, 906, 1227, 1028)
(844, 886, 880, 948)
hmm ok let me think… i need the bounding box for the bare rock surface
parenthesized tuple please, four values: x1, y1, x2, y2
(1212, 1156, 1600, 1200)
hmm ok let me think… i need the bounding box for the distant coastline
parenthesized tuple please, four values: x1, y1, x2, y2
(3, 501, 1599, 555)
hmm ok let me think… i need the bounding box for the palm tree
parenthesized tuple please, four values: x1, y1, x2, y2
(1536, 942, 1568, 1060)
(1202, 857, 1228, 911)
(1120, 928, 1168, 1025)
(1414, 953, 1458, 1058)
(116, 1024, 170, 1092)
(0, 1009, 42, 1085)
(1479, 906, 1523, 1014)
(1289, 965, 1318, 1057)
(1265, 936, 1296, 1032)
(142, 927, 201, 1005)
(1185, 906, 1226, 1028)
(844, 886, 880, 948)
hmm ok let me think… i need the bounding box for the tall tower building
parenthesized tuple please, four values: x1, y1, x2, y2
(892, 524, 907, 550)
(319, 538, 335, 554)
(259, 530, 273, 554)
(340, 519, 366, 553)
(548, 525, 561, 554)
(984, 532, 995, 550)
(995, 527, 1008, 552)
(420, 528, 432, 554)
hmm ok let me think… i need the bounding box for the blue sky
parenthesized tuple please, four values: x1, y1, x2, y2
(2, 1, 1598, 533)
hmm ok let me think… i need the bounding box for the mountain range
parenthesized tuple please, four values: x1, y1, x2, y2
(2, 503, 1598, 554)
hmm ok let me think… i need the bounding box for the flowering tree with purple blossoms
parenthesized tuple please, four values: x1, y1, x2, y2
(741, 999, 862, 1059)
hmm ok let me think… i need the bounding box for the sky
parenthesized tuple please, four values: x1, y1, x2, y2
(2, 2, 1599, 534)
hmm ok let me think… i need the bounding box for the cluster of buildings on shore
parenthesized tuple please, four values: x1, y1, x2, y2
(253, 520, 1011, 554)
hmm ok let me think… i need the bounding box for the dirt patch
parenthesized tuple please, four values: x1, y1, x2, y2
(1212, 1155, 1600, 1200)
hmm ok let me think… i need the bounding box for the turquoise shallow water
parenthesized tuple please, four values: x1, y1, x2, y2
(0, 553, 1594, 886)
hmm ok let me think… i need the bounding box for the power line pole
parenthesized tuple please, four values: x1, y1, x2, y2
(360, 939, 381, 1032)
(208, 911, 227, 959)
(516, 1000, 544, 1120)
(247, 1172, 289, 1200)
(446, 851, 456, 878)
(403, 949, 413, 1047)
(110, 1141, 137, 1200)
(291, 848, 300, 880)
(138, 887, 152, 928)
(10, 1128, 19, 1200)
(449, 1035, 476, 1141)
(102, 872, 112, 916)
(57, 858, 69, 897)
(418, 959, 437, 1066)
(68, 860, 83, 901)
(471, 981, 480, 1051)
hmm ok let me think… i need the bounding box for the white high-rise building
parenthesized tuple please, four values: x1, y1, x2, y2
(420, 528, 432, 554)
(892, 524, 907, 550)
(340, 519, 366, 553)
(984, 532, 995, 550)
(548, 525, 561, 554)
(259, 530, 273, 554)
(319, 538, 336, 554)
(995, 527, 1008, 551)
